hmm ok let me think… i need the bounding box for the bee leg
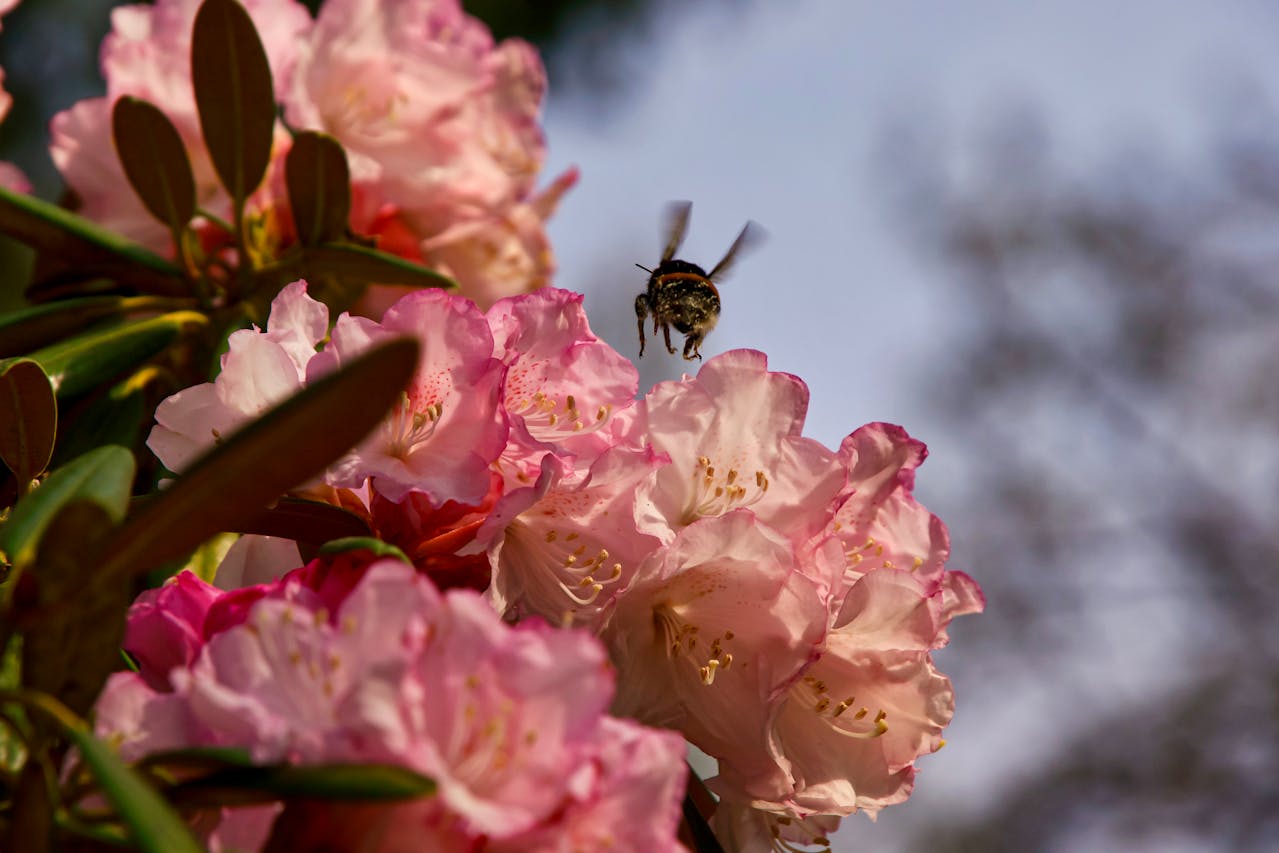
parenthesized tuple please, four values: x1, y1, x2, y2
(662, 323, 677, 354)
(682, 332, 704, 361)
(634, 294, 649, 357)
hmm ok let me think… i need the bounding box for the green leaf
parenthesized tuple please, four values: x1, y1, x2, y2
(171, 762, 435, 807)
(286, 131, 352, 246)
(54, 715, 203, 852)
(112, 97, 198, 232)
(254, 243, 456, 314)
(192, 0, 276, 203)
(0, 295, 192, 358)
(96, 338, 419, 581)
(317, 537, 409, 563)
(237, 497, 372, 544)
(18, 310, 206, 400)
(20, 501, 128, 717)
(49, 366, 160, 470)
(0, 445, 134, 574)
(0, 186, 186, 296)
(0, 360, 56, 486)
(302, 243, 456, 290)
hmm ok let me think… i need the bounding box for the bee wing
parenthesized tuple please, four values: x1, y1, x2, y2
(708, 220, 766, 281)
(661, 200, 693, 262)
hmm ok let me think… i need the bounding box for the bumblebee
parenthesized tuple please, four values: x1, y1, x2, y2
(634, 201, 763, 360)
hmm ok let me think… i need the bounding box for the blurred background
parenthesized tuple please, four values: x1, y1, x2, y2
(4, 1, 1278, 850)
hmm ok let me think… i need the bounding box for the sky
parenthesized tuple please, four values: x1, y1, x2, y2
(540, 2, 1279, 849)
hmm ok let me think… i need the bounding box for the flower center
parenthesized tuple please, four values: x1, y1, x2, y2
(386, 392, 444, 458)
(686, 455, 770, 522)
(505, 523, 625, 626)
(507, 390, 612, 440)
(652, 602, 736, 686)
(792, 674, 888, 739)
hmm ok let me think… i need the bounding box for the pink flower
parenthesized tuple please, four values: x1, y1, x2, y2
(50, 0, 310, 250)
(287, 0, 574, 307)
(148, 281, 326, 473)
(487, 286, 639, 482)
(712, 425, 985, 821)
(489, 717, 689, 853)
(604, 509, 833, 799)
(831, 423, 986, 636)
(711, 800, 840, 853)
(418, 168, 578, 310)
(309, 288, 508, 504)
(95, 560, 687, 848)
(481, 446, 668, 631)
(637, 349, 846, 547)
(287, 0, 545, 236)
(120, 570, 222, 691)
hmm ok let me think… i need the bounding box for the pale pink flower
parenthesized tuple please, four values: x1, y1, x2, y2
(637, 349, 846, 547)
(831, 423, 986, 637)
(711, 425, 985, 821)
(212, 534, 301, 590)
(96, 561, 686, 848)
(148, 281, 326, 472)
(487, 285, 639, 483)
(50, 0, 310, 250)
(489, 717, 689, 853)
(711, 800, 840, 853)
(481, 445, 668, 631)
(309, 288, 507, 504)
(287, 0, 574, 307)
(418, 167, 578, 310)
(287, 0, 545, 237)
(604, 509, 833, 799)
(94, 671, 195, 762)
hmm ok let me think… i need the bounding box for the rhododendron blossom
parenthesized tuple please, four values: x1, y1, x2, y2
(141, 281, 984, 847)
(5, 0, 987, 847)
(51, 0, 309, 250)
(636, 349, 846, 546)
(149, 280, 326, 473)
(49, 0, 572, 306)
(95, 561, 688, 848)
(487, 287, 640, 483)
(605, 510, 834, 801)
(309, 288, 507, 504)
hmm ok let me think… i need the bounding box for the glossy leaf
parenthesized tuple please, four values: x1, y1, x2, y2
(192, 0, 276, 203)
(306, 243, 455, 289)
(0, 360, 56, 486)
(170, 762, 435, 807)
(238, 497, 372, 543)
(286, 131, 351, 246)
(20, 310, 206, 399)
(0, 295, 191, 358)
(112, 96, 197, 231)
(96, 337, 419, 580)
(257, 242, 456, 297)
(0, 445, 133, 574)
(0, 186, 186, 296)
(20, 501, 128, 716)
(50, 366, 160, 469)
(318, 536, 409, 563)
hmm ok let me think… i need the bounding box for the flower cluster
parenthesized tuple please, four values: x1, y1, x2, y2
(99, 558, 688, 851)
(123, 281, 984, 847)
(50, 0, 573, 308)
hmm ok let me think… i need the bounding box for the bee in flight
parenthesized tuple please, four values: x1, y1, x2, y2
(634, 201, 763, 360)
